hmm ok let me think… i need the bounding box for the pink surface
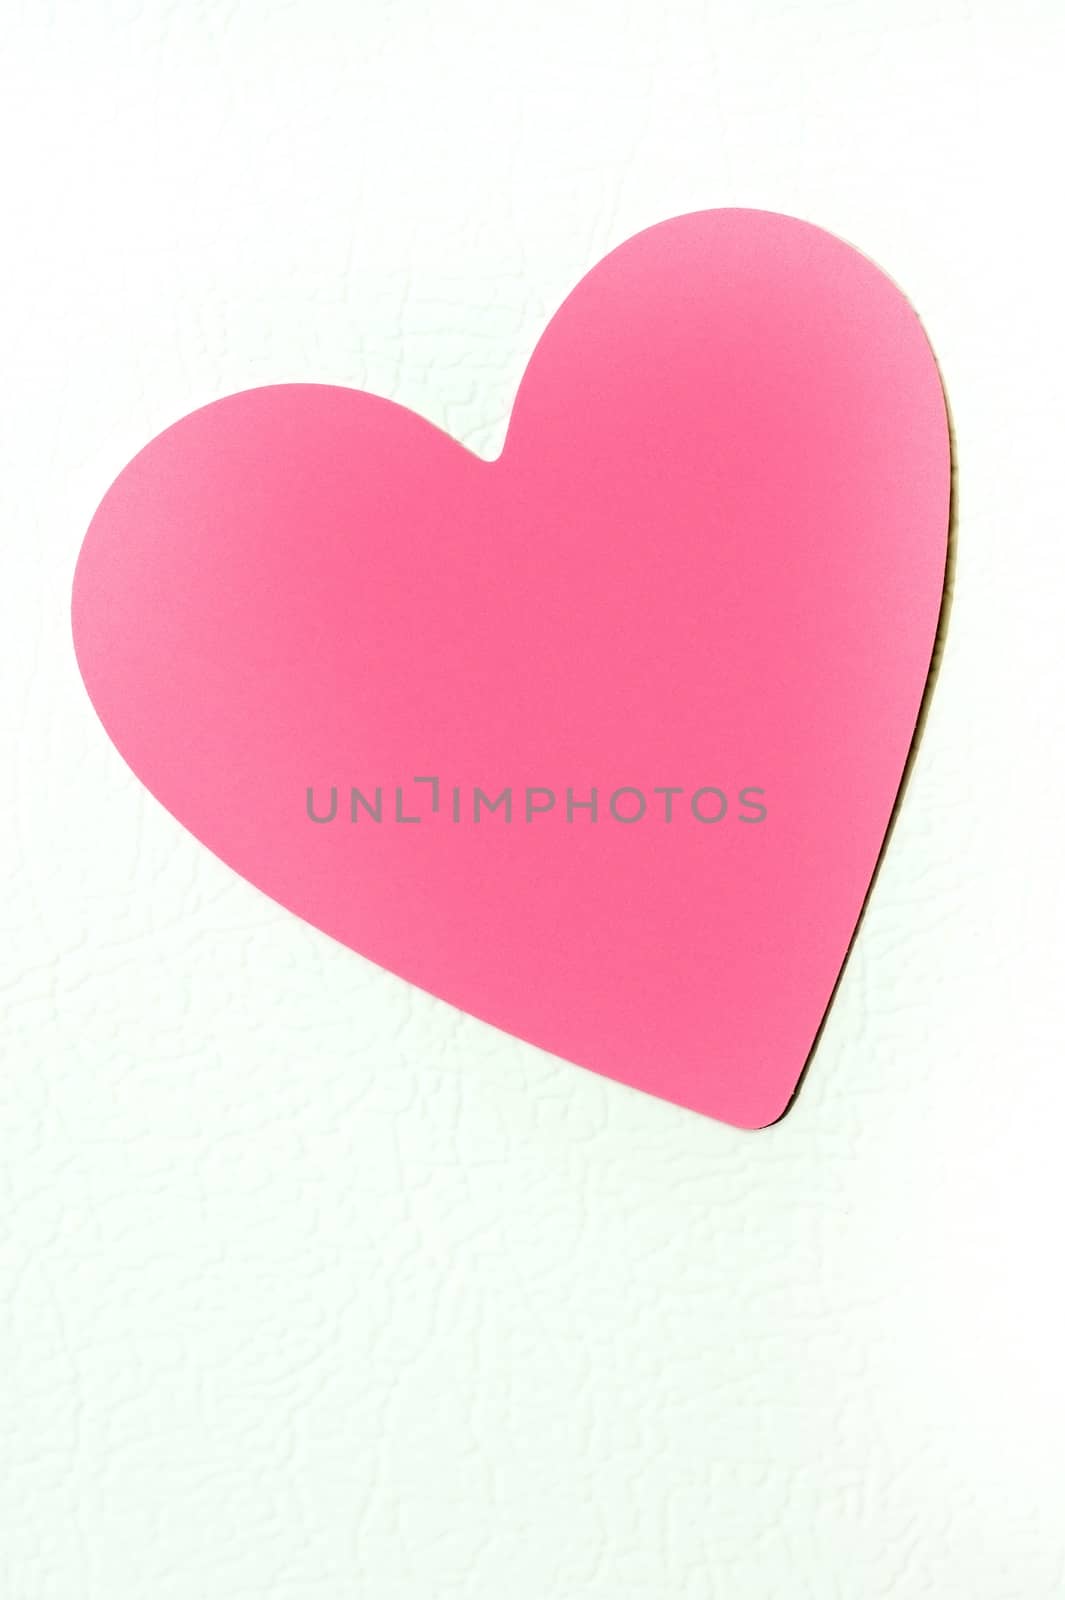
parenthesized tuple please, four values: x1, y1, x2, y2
(71, 210, 949, 1128)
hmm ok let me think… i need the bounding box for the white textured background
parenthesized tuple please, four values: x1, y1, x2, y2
(3, 1, 1065, 1595)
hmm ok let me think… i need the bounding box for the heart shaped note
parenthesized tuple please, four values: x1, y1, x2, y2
(72, 209, 949, 1127)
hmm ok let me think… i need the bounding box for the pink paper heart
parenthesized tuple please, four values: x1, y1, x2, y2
(71, 209, 949, 1127)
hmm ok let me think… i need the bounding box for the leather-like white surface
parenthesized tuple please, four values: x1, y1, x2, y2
(3, 1, 1064, 1594)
